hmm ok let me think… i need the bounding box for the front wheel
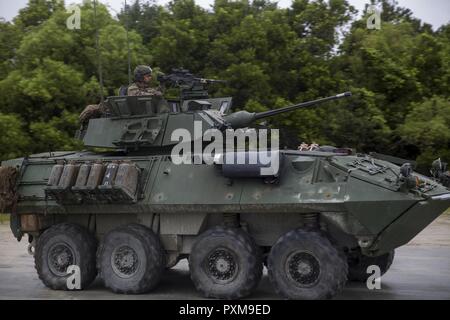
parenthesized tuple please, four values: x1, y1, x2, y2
(189, 226, 263, 299)
(268, 229, 348, 300)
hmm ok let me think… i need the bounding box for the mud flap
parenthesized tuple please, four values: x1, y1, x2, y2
(10, 213, 22, 242)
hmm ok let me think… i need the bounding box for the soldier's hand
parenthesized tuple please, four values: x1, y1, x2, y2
(79, 104, 102, 124)
(150, 89, 163, 97)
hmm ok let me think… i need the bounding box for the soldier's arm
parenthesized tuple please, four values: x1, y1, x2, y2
(148, 88, 163, 97)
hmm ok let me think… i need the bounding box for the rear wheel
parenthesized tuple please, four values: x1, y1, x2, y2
(97, 224, 164, 294)
(347, 250, 395, 282)
(189, 226, 262, 299)
(268, 229, 348, 300)
(35, 223, 97, 290)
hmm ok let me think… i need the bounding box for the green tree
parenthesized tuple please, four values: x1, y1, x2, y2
(148, 0, 209, 73)
(398, 96, 450, 169)
(0, 21, 22, 79)
(13, 0, 65, 31)
(335, 1, 449, 162)
(0, 113, 30, 160)
(118, 0, 164, 45)
(29, 111, 83, 153)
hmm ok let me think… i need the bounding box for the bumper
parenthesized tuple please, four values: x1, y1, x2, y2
(368, 193, 450, 255)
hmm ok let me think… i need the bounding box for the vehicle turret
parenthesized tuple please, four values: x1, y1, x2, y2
(80, 70, 352, 153)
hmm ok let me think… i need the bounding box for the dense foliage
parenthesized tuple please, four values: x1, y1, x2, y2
(0, 0, 448, 171)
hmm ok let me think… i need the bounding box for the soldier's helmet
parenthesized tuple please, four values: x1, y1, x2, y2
(134, 65, 153, 82)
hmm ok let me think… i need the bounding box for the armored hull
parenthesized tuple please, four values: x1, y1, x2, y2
(4, 149, 449, 289)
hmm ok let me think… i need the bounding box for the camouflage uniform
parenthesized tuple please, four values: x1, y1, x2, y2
(127, 83, 163, 97)
(79, 102, 109, 126)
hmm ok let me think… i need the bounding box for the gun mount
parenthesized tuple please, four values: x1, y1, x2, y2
(157, 68, 227, 100)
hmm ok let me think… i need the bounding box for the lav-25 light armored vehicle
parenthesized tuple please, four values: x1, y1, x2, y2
(1, 69, 449, 300)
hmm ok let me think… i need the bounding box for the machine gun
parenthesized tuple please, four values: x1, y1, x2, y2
(157, 68, 226, 100)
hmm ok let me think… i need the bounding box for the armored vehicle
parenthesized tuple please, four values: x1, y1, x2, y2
(1, 69, 449, 299)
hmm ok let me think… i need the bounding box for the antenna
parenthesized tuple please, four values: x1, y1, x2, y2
(125, 0, 132, 85)
(94, 0, 105, 103)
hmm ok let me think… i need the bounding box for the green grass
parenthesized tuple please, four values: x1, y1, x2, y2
(0, 214, 10, 225)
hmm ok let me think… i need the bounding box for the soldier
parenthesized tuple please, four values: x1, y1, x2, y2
(127, 65, 163, 97)
(80, 65, 164, 125)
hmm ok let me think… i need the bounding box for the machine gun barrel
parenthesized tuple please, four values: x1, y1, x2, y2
(223, 92, 352, 129)
(196, 78, 227, 84)
(254, 92, 352, 121)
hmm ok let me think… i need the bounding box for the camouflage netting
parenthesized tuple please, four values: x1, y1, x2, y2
(79, 103, 109, 125)
(0, 166, 18, 213)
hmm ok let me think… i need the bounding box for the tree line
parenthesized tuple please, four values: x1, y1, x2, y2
(0, 0, 449, 172)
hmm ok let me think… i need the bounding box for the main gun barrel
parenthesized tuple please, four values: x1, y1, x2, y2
(224, 92, 352, 129)
(254, 92, 352, 120)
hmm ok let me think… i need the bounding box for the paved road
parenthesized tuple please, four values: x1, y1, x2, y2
(0, 215, 449, 300)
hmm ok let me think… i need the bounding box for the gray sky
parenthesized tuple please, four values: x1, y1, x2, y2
(1, 0, 449, 29)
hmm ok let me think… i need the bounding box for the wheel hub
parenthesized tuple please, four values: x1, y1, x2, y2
(112, 246, 139, 278)
(297, 261, 313, 275)
(215, 257, 231, 273)
(206, 249, 238, 283)
(286, 251, 320, 287)
(48, 243, 75, 276)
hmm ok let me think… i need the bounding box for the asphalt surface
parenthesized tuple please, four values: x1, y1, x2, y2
(0, 214, 449, 300)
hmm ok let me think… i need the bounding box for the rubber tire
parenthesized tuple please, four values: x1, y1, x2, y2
(268, 229, 348, 300)
(189, 226, 263, 299)
(97, 224, 164, 294)
(347, 250, 395, 282)
(127, 223, 167, 268)
(35, 223, 97, 290)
